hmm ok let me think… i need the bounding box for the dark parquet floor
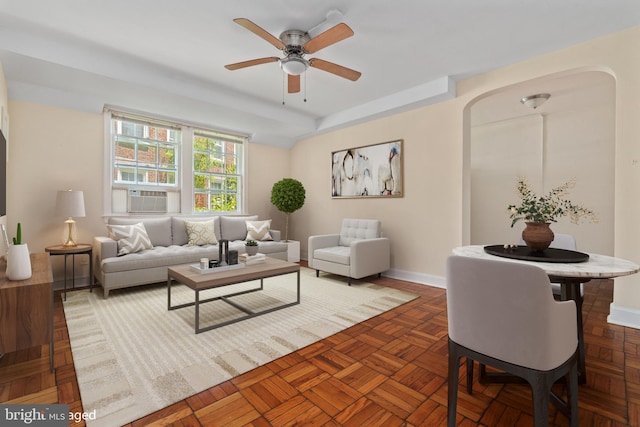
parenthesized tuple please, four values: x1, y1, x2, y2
(1, 262, 638, 426)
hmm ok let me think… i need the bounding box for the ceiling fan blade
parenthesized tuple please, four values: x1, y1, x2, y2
(309, 58, 361, 81)
(288, 74, 300, 93)
(225, 57, 279, 70)
(233, 18, 285, 50)
(303, 23, 354, 54)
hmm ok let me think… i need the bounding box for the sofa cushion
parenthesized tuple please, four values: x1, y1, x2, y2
(109, 217, 172, 247)
(101, 245, 219, 273)
(220, 215, 258, 241)
(185, 219, 218, 246)
(313, 246, 351, 265)
(107, 222, 154, 256)
(172, 216, 221, 246)
(246, 219, 273, 241)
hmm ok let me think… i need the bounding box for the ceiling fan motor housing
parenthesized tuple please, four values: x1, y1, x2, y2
(279, 29, 311, 51)
(279, 29, 311, 75)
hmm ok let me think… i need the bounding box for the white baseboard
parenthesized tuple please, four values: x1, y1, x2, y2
(607, 303, 640, 329)
(301, 257, 447, 289)
(384, 268, 446, 289)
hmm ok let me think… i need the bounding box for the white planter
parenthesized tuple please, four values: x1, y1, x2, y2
(286, 240, 300, 263)
(6, 244, 32, 281)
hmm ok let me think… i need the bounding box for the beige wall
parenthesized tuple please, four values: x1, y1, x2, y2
(7, 100, 104, 282)
(291, 26, 640, 323)
(4, 100, 290, 285)
(245, 142, 291, 233)
(3, 25, 640, 325)
(291, 103, 463, 286)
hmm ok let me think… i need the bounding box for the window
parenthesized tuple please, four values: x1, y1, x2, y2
(112, 115, 179, 187)
(193, 130, 244, 213)
(106, 109, 247, 215)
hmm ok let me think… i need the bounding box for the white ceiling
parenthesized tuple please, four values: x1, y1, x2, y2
(0, 0, 639, 148)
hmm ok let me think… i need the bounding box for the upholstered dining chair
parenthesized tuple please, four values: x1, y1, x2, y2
(446, 255, 579, 427)
(519, 233, 585, 299)
(308, 218, 390, 285)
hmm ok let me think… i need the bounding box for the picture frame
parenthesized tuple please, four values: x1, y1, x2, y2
(332, 139, 403, 198)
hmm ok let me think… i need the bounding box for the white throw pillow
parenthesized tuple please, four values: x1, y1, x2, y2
(185, 219, 218, 246)
(246, 219, 273, 241)
(107, 222, 153, 256)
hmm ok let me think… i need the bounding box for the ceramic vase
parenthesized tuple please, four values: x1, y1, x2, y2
(522, 222, 554, 252)
(246, 245, 259, 256)
(6, 243, 32, 280)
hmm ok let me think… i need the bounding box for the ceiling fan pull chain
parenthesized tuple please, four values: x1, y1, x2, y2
(282, 70, 286, 105)
(304, 73, 307, 103)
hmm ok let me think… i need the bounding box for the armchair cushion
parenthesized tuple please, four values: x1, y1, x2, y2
(338, 218, 381, 246)
(314, 246, 350, 265)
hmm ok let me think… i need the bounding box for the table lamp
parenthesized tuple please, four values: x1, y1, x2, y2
(56, 190, 85, 247)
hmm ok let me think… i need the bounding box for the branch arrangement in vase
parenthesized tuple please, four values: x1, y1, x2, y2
(507, 177, 599, 227)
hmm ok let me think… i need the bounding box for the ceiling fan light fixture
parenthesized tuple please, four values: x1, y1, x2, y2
(520, 93, 551, 109)
(280, 56, 309, 75)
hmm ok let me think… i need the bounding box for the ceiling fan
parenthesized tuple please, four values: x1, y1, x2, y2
(225, 18, 361, 94)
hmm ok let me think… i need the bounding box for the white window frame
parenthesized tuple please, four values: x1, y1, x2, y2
(103, 108, 248, 216)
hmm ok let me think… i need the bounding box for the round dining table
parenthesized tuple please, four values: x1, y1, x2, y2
(451, 245, 640, 384)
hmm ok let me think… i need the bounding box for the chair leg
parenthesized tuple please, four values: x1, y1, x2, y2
(348, 277, 351, 286)
(316, 270, 319, 277)
(567, 361, 579, 427)
(466, 358, 474, 394)
(530, 376, 551, 427)
(378, 273, 382, 278)
(447, 340, 461, 427)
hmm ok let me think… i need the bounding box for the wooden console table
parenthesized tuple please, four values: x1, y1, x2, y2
(0, 253, 54, 372)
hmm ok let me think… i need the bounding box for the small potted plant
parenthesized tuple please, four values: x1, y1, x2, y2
(6, 222, 32, 280)
(245, 239, 259, 256)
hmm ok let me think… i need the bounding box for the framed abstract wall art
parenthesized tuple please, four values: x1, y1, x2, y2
(332, 139, 403, 198)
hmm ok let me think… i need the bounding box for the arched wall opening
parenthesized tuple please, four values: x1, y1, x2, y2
(462, 68, 616, 255)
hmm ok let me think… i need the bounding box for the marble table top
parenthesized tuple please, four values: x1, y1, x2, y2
(452, 245, 640, 279)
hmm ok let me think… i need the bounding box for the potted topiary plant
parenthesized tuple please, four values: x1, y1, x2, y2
(245, 239, 259, 256)
(270, 178, 306, 242)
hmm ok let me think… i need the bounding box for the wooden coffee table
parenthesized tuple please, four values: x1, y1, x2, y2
(167, 257, 300, 333)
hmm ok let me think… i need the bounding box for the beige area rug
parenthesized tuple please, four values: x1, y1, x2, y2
(63, 267, 418, 427)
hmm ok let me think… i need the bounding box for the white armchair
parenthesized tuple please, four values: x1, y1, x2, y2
(308, 219, 390, 285)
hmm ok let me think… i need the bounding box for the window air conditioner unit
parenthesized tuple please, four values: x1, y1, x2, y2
(127, 190, 167, 213)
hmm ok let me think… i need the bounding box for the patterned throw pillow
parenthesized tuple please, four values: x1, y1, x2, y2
(246, 219, 273, 241)
(107, 222, 153, 256)
(185, 219, 218, 246)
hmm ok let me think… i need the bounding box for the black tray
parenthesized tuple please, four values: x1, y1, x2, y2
(484, 245, 589, 263)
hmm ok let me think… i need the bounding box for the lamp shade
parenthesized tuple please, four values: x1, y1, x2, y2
(56, 190, 85, 218)
(280, 56, 309, 75)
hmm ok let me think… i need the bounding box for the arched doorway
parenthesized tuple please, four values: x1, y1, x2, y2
(464, 69, 615, 254)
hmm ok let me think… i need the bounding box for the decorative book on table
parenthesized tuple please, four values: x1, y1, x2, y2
(189, 263, 245, 274)
(239, 253, 266, 265)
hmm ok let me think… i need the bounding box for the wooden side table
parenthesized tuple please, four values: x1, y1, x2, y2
(0, 253, 54, 372)
(45, 243, 93, 301)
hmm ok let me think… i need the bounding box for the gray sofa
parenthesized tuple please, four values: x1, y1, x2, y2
(93, 215, 288, 297)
